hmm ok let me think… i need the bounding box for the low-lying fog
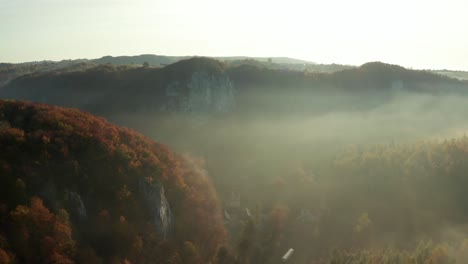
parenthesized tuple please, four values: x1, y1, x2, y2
(114, 91, 468, 183)
(110, 89, 468, 261)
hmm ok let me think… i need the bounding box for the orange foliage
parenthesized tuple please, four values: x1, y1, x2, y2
(8, 197, 75, 263)
(0, 248, 11, 264)
(0, 100, 227, 262)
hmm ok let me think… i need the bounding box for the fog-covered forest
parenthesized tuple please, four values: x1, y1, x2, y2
(1, 56, 468, 263)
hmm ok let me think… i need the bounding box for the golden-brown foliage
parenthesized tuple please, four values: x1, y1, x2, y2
(0, 100, 226, 263)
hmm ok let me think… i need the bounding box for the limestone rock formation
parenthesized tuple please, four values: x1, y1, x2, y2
(139, 178, 172, 238)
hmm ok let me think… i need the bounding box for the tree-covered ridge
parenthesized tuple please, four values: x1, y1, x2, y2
(327, 240, 468, 264)
(2, 58, 467, 118)
(0, 100, 226, 263)
(212, 137, 468, 263)
(325, 137, 468, 261)
(328, 138, 468, 240)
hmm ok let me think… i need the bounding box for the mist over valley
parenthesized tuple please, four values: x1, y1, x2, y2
(2, 55, 468, 262)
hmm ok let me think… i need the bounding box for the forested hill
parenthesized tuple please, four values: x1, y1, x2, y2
(0, 100, 226, 263)
(1, 58, 466, 117)
(0, 55, 313, 87)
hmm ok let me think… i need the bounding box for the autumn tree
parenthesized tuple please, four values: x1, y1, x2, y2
(8, 197, 75, 263)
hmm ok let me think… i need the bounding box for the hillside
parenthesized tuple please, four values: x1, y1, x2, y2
(0, 100, 226, 263)
(209, 135, 468, 263)
(0, 55, 315, 88)
(1, 58, 467, 118)
(434, 70, 468, 81)
(0, 58, 236, 115)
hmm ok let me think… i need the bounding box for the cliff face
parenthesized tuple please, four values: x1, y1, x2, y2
(163, 71, 236, 114)
(65, 190, 88, 222)
(4, 58, 465, 121)
(30, 174, 171, 238)
(0, 58, 240, 117)
(186, 71, 236, 113)
(139, 178, 172, 238)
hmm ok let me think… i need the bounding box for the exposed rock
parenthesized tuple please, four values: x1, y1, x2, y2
(163, 71, 236, 115)
(391, 80, 404, 91)
(65, 190, 88, 222)
(166, 81, 181, 97)
(186, 71, 236, 113)
(139, 178, 172, 238)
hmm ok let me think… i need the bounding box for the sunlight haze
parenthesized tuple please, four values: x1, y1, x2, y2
(4, 1, 468, 263)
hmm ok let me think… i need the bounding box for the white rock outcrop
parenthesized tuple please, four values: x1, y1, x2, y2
(139, 178, 172, 238)
(65, 190, 88, 221)
(163, 71, 236, 114)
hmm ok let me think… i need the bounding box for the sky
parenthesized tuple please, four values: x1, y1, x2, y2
(1, 0, 467, 70)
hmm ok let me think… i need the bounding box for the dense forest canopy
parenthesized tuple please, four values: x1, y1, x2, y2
(0, 100, 226, 263)
(2, 58, 467, 120)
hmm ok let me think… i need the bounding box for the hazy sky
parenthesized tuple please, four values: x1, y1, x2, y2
(1, 0, 467, 70)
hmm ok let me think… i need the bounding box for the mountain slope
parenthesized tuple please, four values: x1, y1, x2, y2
(1, 58, 467, 118)
(0, 100, 226, 263)
(0, 55, 314, 88)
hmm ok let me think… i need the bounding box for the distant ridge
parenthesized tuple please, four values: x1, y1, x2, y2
(1, 54, 315, 66)
(2, 57, 467, 118)
(0, 55, 317, 87)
